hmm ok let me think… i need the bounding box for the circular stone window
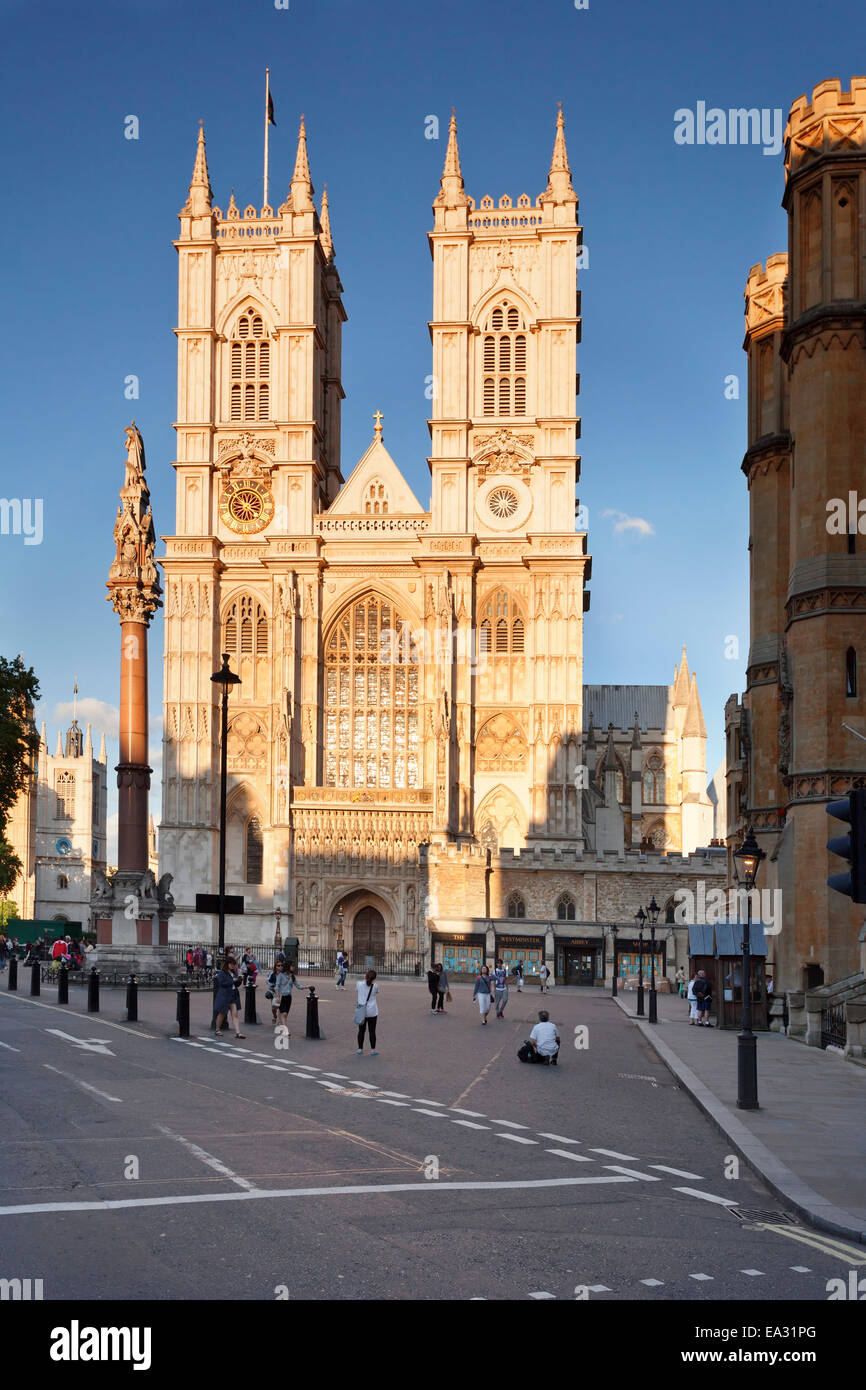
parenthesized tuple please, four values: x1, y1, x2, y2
(475, 476, 532, 532)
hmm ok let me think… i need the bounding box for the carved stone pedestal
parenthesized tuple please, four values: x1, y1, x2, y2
(92, 867, 176, 976)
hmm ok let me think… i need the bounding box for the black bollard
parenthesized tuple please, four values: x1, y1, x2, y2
(243, 977, 258, 1026)
(57, 964, 69, 1005)
(176, 984, 190, 1038)
(305, 985, 320, 1040)
(87, 967, 100, 1013)
(126, 974, 138, 1023)
(8, 956, 18, 990)
(30, 961, 40, 997)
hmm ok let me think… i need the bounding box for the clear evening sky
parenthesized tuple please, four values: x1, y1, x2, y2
(1, 0, 860, 854)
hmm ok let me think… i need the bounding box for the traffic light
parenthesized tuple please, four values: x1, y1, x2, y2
(826, 788, 866, 904)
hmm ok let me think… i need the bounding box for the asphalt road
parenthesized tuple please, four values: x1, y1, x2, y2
(0, 977, 860, 1303)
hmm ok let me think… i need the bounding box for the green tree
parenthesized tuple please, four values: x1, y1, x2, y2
(0, 656, 40, 895)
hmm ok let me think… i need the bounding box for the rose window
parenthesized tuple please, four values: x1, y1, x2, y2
(488, 486, 519, 519)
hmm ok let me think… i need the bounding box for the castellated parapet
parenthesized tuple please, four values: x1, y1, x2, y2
(785, 76, 866, 179)
(744, 254, 789, 342)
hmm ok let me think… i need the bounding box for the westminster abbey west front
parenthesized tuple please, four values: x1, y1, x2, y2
(160, 112, 722, 983)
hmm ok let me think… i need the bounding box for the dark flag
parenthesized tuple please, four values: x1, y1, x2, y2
(268, 91, 276, 126)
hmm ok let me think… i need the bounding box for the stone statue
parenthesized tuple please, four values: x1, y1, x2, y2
(91, 866, 114, 900)
(124, 422, 146, 489)
(157, 873, 175, 914)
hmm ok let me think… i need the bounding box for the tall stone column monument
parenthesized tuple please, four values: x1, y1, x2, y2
(91, 423, 176, 972)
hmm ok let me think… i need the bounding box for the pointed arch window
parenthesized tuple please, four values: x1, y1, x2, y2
(846, 647, 857, 698)
(478, 590, 526, 662)
(363, 480, 390, 516)
(643, 754, 665, 804)
(245, 816, 263, 884)
(324, 593, 419, 790)
(481, 301, 528, 417)
(222, 596, 269, 657)
(556, 893, 575, 921)
(55, 772, 75, 820)
(229, 309, 270, 421)
(507, 891, 526, 919)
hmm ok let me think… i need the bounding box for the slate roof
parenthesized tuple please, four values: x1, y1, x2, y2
(583, 685, 671, 733)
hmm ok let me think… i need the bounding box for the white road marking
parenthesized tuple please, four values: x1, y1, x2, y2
(378, 1091, 411, 1099)
(291, 1064, 320, 1071)
(586, 1284, 611, 1293)
(604, 1165, 660, 1182)
(449, 1108, 486, 1118)
(497, 1134, 538, 1145)
(649, 1164, 704, 1180)
(43, 1064, 122, 1103)
(490, 1119, 529, 1130)
(452, 1120, 490, 1130)
(545, 1148, 592, 1163)
(740, 1269, 764, 1277)
(689, 1273, 713, 1282)
(673, 1187, 739, 1207)
(350, 1081, 379, 1091)
(413, 1098, 445, 1106)
(0, 1040, 21, 1052)
(46, 1029, 115, 1056)
(155, 1124, 256, 1191)
(375, 1098, 409, 1107)
(640, 1278, 664, 1287)
(0, 993, 155, 1038)
(790, 1266, 811, 1273)
(265, 1065, 286, 1071)
(537, 1132, 579, 1144)
(0, 1173, 636, 1218)
(588, 1147, 637, 1160)
(321, 1072, 349, 1079)
(414, 1108, 448, 1118)
(529, 1291, 556, 1299)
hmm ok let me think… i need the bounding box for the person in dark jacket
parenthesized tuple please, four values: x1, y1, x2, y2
(214, 957, 246, 1039)
(426, 964, 440, 1013)
(693, 970, 713, 1027)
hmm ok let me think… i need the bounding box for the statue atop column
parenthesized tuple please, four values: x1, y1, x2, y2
(108, 422, 162, 621)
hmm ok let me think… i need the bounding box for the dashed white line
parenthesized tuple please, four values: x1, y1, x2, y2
(689, 1273, 713, 1282)
(790, 1266, 811, 1273)
(537, 1132, 579, 1145)
(452, 1120, 490, 1131)
(43, 1064, 122, 1104)
(413, 1099, 445, 1106)
(673, 1187, 739, 1207)
(588, 1148, 637, 1160)
(379, 1091, 411, 1099)
(0, 1040, 21, 1052)
(649, 1164, 704, 1180)
(490, 1119, 529, 1130)
(740, 1269, 764, 1277)
(529, 1291, 556, 1300)
(449, 1108, 486, 1118)
(375, 1098, 409, 1107)
(497, 1133, 538, 1145)
(155, 1123, 256, 1191)
(545, 1148, 592, 1163)
(414, 1108, 448, 1118)
(321, 1072, 349, 1079)
(586, 1284, 612, 1293)
(640, 1278, 665, 1287)
(603, 1165, 660, 1182)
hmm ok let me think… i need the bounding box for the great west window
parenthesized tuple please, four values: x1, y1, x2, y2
(324, 594, 419, 790)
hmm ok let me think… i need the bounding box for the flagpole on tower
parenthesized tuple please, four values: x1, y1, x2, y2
(264, 68, 270, 208)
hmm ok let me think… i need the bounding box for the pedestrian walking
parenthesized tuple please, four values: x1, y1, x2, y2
(686, 973, 699, 1023)
(493, 960, 509, 1019)
(513, 960, 524, 993)
(426, 963, 440, 1012)
(335, 948, 348, 989)
(214, 957, 246, 1039)
(518, 1010, 561, 1065)
(354, 969, 379, 1054)
(275, 960, 301, 1032)
(693, 969, 713, 1027)
(438, 964, 451, 1013)
(473, 965, 494, 1024)
(266, 954, 284, 1023)
(539, 961, 551, 994)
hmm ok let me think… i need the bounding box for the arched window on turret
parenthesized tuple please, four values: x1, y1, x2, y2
(507, 891, 526, 919)
(245, 816, 263, 884)
(846, 647, 857, 698)
(229, 310, 270, 421)
(481, 302, 527, 418)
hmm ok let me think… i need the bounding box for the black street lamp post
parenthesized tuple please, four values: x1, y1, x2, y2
(733, 825, 765, 1110)
(634, 906, 646, 1017)
(210, 654, 241, 958)
(274, 906, 283, 950)
(609, 924, 618, 998)
(647, 896, 660, 1024)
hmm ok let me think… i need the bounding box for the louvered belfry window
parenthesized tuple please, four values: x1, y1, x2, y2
(223, 596, 269, 656)
(229, 310, 270, 421)
(478, 590, 525, 659)
(482, 302, 527, 417)
(324, 594, 419, 790)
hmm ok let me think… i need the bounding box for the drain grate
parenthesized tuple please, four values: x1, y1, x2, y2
(617, 1072, 659, 1083)
(728, 1207, 798, 1225)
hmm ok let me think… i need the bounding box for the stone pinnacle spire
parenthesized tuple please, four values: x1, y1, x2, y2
(291, 114, 314, 212)
(683, 672, 707, 738)
(603, 721, 618, 771)
(585, 710, 596, 751)
(320, 185, 334, 263)
(543, 103, 576, 203)
(184, 121, 213, 216)
(435, 109, 469, 208)
(632, 710, 642, 749)
(673, 645, 691, 707)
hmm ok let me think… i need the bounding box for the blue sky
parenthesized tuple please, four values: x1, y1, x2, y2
(0, 0, 861, 853)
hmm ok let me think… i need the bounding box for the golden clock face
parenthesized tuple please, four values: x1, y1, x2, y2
(219, 478, 274, 535)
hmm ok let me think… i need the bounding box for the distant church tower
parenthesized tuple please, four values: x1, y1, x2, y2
(160, 120, 345, 932)
(731, 78, 866, 990)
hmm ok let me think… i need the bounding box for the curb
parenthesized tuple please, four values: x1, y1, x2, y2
(614, 996, 866, 1246)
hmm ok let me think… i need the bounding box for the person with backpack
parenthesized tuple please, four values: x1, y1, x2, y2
(335, 949, 348, 990)
(473, 965, 494, 1024)
(518, 1010, 561, 1065)
(513, 960, 524, 993)
(354, 969, 379, 1054)
(493, 960, 509, 1019)
(539, 961, 551, 994)
(693, 969, 713, 1027)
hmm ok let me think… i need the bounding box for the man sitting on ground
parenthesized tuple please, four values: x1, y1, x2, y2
(519, 1010, 561, 1065)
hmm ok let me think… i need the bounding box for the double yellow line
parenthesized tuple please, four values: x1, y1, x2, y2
(755, 1222, 866, 1265)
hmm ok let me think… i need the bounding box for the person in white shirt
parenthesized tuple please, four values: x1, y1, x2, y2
(539, 962, 551, 994)
(524, 1010, 560, 1065)
(355, 969, 379, 1055)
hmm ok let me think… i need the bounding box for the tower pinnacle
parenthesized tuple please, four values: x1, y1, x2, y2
(291, 115, 314, 213)
(320, 185, 334, 263)
(183, 122, 213, 217)
(435, 109, 469, 208)
(543, 104, 576, 203)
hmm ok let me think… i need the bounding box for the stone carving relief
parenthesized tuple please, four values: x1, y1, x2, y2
(226, 712, 268, 771)
(476, 713, 528, 772)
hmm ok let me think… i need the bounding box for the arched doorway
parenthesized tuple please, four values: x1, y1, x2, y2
(353, 906, 385, 959)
